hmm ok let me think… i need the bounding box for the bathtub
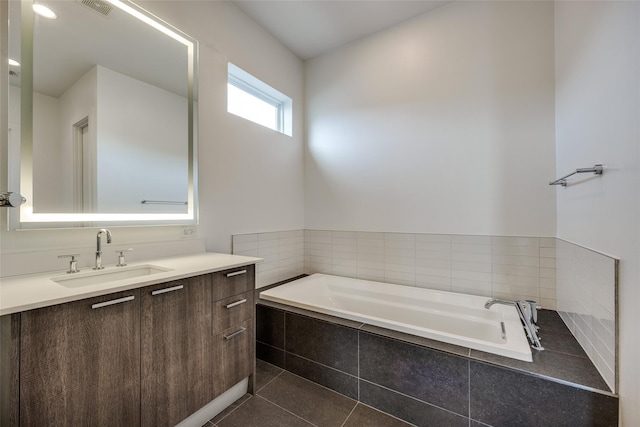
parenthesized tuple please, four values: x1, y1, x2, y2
(259, 274, 533, 362)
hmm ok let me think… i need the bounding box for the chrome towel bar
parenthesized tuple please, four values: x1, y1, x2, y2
(549, 164, 603, 187)
(141, 200, 188, 205)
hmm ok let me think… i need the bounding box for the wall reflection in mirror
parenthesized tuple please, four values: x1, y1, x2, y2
(7, 0, 197, 227)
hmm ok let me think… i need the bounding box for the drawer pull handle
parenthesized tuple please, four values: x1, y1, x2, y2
(151, 285, 184, 296)
(224, 327, 247, 340)
(92, 295, 135, 309)
(226, 270, 246, 277)
(225, 299, 247, 309)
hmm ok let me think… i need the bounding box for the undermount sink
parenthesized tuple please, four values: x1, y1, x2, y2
(52, 265, 172, 288)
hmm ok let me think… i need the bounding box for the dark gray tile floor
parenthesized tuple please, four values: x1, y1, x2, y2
(202, 359, 415, 427)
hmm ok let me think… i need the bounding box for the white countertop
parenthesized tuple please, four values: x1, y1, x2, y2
(0, 252, 262, 316)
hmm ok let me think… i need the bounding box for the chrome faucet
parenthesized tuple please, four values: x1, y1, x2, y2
(484, 298, 515, 309)
(485, 297, 544, 351)
(93, 229, 112, 270)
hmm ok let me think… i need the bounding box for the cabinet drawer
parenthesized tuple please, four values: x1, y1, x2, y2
(214, 291, 254, 333)
(213, 265, 255, 301)
(213, 320, 253, 397)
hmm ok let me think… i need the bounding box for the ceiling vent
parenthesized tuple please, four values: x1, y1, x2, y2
(79, 0, 113, 17)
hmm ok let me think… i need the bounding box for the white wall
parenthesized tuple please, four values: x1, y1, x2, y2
(32, 91, 64, 211)
(26, 64, 189, 214)
(54, 66, 97, 212)
(9, 85, 68, 213)
(141, 0, 305, 253)
(96, 65, 188, 213)
(305, 1, 556, 237)
(12, 66, 98, 214)
(554, 2, 640, 425)
(0, 1, 304, 267)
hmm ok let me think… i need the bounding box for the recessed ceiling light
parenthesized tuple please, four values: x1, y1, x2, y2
(33, 4, 57, 19)
(9, 59, 20, 67)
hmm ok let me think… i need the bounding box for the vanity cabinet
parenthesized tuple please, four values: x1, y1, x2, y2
(19, 290, 141, 426)
(141, 275, 213, 427)
(211, 266, 255, 396)
(7, 264, 256, 427)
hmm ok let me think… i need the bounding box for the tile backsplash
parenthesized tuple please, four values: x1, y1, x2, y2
(232, 229, 617, 393)
(556, 239, 617, 392)
(234, 230, 557, 307)
(303, 230, 558, 309)
(232, 230, 304, 288)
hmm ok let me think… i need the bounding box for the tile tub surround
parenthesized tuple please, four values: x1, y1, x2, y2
(255, 300, 618, 427)
(556, 239, 617, 393)
(233, 230, 558, 308)
(232, 231, 304, 288)
(235, 230, 618, 395)
(304, 231, 558, 309)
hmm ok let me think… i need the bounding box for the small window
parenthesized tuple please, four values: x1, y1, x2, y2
(227, 63, 292, 136)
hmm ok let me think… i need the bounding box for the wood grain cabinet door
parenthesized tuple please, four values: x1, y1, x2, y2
(212, 319, 254, 397)
(140, 274, 213, 427)
(19, 290, 141, 427)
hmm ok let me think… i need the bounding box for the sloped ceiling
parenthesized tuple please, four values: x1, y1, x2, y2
(232, 0, 450, 59)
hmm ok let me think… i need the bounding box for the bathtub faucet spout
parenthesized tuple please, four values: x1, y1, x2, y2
(484, 298, 544, 352)
(484, 298, 514, 309)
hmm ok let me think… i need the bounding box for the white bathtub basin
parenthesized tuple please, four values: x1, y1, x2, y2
(260, 273, 533, 362)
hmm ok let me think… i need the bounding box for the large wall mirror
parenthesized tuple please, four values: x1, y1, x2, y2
(6, 0, 198, 229)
